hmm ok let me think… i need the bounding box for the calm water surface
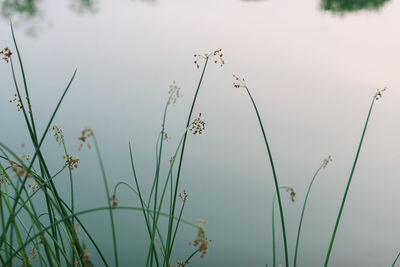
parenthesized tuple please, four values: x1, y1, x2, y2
(1, 0, 400, 266)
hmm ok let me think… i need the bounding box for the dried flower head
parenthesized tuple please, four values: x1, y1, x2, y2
(322, 155, 332, 168)
(110, 194, 118, 207)
(9, 93, 22, 111)
(197, 218, 207, 224)
(9, 161, 33, 178)
(233, 74, 248, 89)
(51, 125, 64, 145)
(375, 87, 387, 100)
(19, 154, 32, 161)
(78, 127, 94, 150)
(192, 224, 211, 259)
(30, 246, 38, 260)
(28, 182, 40, 192)
(71, 223, 82, 235)
(193, 49, 224, 68)
(82, 249, 90, 267)
(285, 187, 296, 202)
(190, 113, 205, 135)
(168, 81, 183, 104)
(0, 172, 9, 185)
(0, 47, 12, 63)
(179, 190, 188, 203)
(63, 154, 80, 170)
(22, 254, 31, 265)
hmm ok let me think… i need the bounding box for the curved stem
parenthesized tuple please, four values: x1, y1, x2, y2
(293, 163, 325, 267)
(92, 134, 119, 267)
(244, 87, 289, 267)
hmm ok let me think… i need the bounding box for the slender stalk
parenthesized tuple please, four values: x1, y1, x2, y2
(182, 249, 199, 266)
(294, 160, 328, 267)
(243, 85, 289, 267)
(272, 186, 293, 267)
(392, 251, 400, 267)
(324, 94, 378, 266)
(272, 192, 276, 267)
(92, 134, 119, 267)
(165, 57, 209, 266)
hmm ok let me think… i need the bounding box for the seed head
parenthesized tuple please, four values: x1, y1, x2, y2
(168, 81, 183, 104)
(190, 113, 206, 135)
(110, 194, 118, 207)
(193, 49, 224, 68)
(51, 125, 64, 145)
(322, 155, 332, 168)
(285, 187, 296, 202)
(179, 190, 188, 203)
(64, 154, 80, 170)
(78, 127, 94, 150)
(375, 87, 387, 100)
(232, 74, 247, 89)
(0, 47, 12, 63)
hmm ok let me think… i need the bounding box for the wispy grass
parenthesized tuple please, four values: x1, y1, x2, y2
(324, 87, 386, 266)
(234, 75, 386, 267)
(233, 75, 290, 267)
(1, 24, 390, 267)
(0, 25, 223, 267)
(293, 156, 331, 267)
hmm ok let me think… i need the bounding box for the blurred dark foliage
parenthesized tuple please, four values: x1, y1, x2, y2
(1, 0, 98, 18)
(321, 0, 391, 13)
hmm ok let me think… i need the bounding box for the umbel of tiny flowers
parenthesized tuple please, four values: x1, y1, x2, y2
(110, 194, 118, 207)
(179, 190, 188, 203)
(191, 224, 211, 259)
(168, 81, 183, 104)
(193, 49, 225, 68)
(375, 87, 387, 100)
(0, 47, 12, 63)
(8, 160, 33, 178)
(9, 93, 22, 111)
(78, 127, 94, 150)
(189, 113, 206, 135)
(323, 155, 332, 168)
(232, 74, 247, 89)
(286, 187, 296, 202)
(63, 153, 80, 170)
(50, 125, 64, 145)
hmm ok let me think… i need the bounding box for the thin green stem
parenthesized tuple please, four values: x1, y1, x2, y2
(244, 86, 289, 267)
(165, 57, 209, 266)
(392, 251, 400, 267)
(92, 134, 119, 267)
(324, 96, 377, 267)
(293, 162, 325, 267)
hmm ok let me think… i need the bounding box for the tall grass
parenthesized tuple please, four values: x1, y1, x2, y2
(272, 186, 295, 267)
(234, 75, 386, 266)
(233, 75, 290, 267)
(0, 25, 222, 267)
(293, 156, 331, 267)
(0, 24, 390, 267)
(324, 87, 386, 266)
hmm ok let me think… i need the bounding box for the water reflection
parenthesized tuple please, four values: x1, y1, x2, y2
(1, 0, 393, 26)
(1, 0, 98, 18)
(321, 0, 391, 13)
(1, 0, 38, 18)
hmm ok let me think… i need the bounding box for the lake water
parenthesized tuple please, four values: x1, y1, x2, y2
(1, 0, 400, 266)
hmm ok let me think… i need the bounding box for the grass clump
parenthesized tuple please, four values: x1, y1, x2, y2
(0, 23, 224, 267)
